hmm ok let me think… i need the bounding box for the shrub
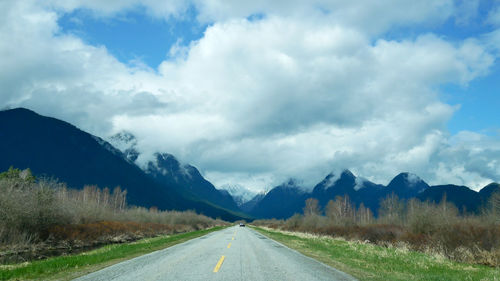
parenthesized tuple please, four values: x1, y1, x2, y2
(0, 168, 223, 250)
(253, 195, 500, 267)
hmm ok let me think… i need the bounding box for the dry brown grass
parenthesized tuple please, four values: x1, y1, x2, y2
(254, 194, 500, 267)
(0, 168, 225, 263)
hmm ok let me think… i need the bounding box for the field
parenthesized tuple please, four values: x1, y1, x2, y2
(252, 226, 500, 281)
(254, 195, 500, 267)
(0, 168, 226, 264)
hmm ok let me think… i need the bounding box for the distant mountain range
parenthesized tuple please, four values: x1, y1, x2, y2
(247, 179, 308, 219)
(244, 170, 500, 219)
(1, 108, 498, 221)
(216, 184, 258, 207)
(0, 108, 246, 221)
(108, 132, 241, 213)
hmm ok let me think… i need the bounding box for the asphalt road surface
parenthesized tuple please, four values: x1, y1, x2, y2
(75, 226, 357, 281)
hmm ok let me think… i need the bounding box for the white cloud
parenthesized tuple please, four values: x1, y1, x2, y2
(487, 4, 500, 27)
(45, 0, 190, 19)
(0, 0, 169, 134)
(0, 0, 499, 193)
(484, 28, 500, 56)
(192, 0, 455, 35)
(43, 0, 455, 35)
(205, 171, 275, 194)
(432, 131, 500, 189)
(483, 3, 500, 54)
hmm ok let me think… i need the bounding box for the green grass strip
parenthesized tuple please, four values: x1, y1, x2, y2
(0, 226, 227, 281)
(252, 226, 500, 281)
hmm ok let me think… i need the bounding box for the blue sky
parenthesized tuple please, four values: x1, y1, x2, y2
(58, 7, 206, 68)
(444, 64, 500, 135)
(378, 1, 500, 136)
(1, 0, 500, 191)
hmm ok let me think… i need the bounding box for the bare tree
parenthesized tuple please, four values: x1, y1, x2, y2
(357, 203, 373, 225)
(303, 198, 320, 216)
(325, 195, 355, 226)
(379, 193, 404, 225)
(489, 191, 500, 222)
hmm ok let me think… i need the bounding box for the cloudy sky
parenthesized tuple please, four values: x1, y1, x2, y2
(1, 0, 500, 192)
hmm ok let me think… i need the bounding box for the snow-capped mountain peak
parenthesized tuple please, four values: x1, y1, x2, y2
(218, 184, 258, 206)
(108, 131, 139, 162)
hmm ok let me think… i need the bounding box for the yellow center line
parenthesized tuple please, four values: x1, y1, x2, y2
(232, 237, 234, 240)
(227, 242, 231, 248)
(213, 255, 225, 273)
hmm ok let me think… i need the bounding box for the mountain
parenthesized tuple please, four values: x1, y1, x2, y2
(144, 152, 240, 213)
(309, 170, 385, 213)
(245, 170, 386, 218)
(0, 108, 245, 221)
(6, 107, 494, 221)
(247, 169, 498, 219)
(109, 131, 139, 162)
(240, 192, 266, 213)
(386, 172, 429, 199)
(479, 183, 500, 202)
(417, 185, 481, 213)
(312, 170, 357, 206)
(218, 184, 258, 206)
(248, 179, 308, 219)
(108, 131, 242, 214)
(354, 179, 387, 215)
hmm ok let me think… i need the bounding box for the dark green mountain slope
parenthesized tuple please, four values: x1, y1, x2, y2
(0, 108, 244, 221)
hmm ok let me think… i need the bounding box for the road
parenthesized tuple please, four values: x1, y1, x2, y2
(75, 226, 356, 281)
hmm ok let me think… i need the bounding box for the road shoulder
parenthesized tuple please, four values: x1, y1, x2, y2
(0, 226, 227, 281)
(250, 226, 500, 281)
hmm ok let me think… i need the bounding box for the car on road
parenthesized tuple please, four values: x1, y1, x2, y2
(239, 223, 245, 227)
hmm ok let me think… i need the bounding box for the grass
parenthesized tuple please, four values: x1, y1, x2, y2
(251, 226, 500, 281)
(0, 226, 227, 281)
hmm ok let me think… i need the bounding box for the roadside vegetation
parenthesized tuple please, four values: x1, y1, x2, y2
(0, 167, 226, 264)
(252, 226, 500, 281)
(0, 226, 225, 281)
(254, 194, 500, 268)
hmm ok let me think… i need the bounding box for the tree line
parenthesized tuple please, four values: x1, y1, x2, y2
(256, 192, 500, 266)
(0, 167, 224, 252)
